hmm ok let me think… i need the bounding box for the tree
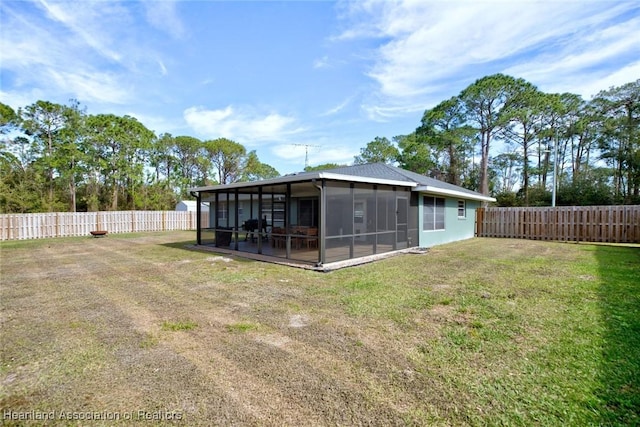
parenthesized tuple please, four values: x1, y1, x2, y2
(17, 100, 88, 212)
(354, 136, 399, 165)
(173, 135, 206, 196)
(0, 103, 18, 134)
(241, 150, 279, 181)
(593, 79, 640, 202)
(304, 163, 347, 172)
(84, 114, 154, 210)
(460, 74, 524, 195)
(492, 151, 523, 193)
(500, 82, 546, 205)
(396, 132, 436, 175)
(556, 171, 614, 206)
(205, 138, 246, 185)
(0, 103, 22, 212)
(133, 178, 178, 210)
(150, 133, 177, 184)
(416, 97, 476, 186)
(56, 100, 88, 211)
(562, 94, 597, 185)
(0, 156, 43, 213)
(20, 101, 70, 210)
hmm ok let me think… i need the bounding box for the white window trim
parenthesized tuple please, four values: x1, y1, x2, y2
(457, 200, 466, 219)
(423, 196, 445, 232)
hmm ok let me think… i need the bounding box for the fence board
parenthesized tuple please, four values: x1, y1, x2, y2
(476, 205, 640, 244)
(0, 211, 209, 241)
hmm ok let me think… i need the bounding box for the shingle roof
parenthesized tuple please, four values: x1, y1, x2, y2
(316, 163, 489, 200)
(192, 163, 495, 202)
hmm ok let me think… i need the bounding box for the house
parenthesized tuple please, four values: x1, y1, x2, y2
(175, 200, 209, 212)
(190, 163, 495, 269)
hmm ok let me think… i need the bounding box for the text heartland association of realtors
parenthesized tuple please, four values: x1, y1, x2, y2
(3, 409, 183, 421)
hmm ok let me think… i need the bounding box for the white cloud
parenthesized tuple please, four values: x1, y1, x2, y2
(36, 0, 127, 64)
(143, 0, 186, 39)
(124, 111, 184, 136)
(312, 146, 358, 165)
(183, 105, 305, 145)
(505, 14, 640, 98)
(46, 69, 130, 104)
(508, 58, 640, 100)
(1, 5, 70, 69)
(320, 97, 352, 116)
(313, 56, 331, 69)
(1, 23, 131, 104)
(337, 0, 640, 118)
(0, 89, 47, 112)
(361, 102, 424, 122)
(271, 142, 357, 169)
(0, 9, 131, 106)
(0, 0, 174, 108)
(578, 62, 640, 99)
(157, 59, 168, 76)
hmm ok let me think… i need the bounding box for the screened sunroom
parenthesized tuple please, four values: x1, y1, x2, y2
(191, 167, 420, 267)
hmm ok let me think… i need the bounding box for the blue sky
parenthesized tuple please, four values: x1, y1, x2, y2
(1, 0, 639, 175)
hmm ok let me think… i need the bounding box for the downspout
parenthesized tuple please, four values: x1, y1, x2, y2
(285, 183, 292, 259)
(257, 187, 263, 254)
(234, 188, 239, 251)
(191, 191, 201, 245)
(312, 179, 324, 267)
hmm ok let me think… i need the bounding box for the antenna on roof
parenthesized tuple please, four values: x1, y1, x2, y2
(292, 144, 321, 169)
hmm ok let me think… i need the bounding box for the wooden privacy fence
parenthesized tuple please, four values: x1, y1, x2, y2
(0, 211, 209, 241)
(476, 205, 640, 243)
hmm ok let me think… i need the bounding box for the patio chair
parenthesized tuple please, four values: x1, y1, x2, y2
(271, 227, 286, 249)
(306, 227, 318, 249)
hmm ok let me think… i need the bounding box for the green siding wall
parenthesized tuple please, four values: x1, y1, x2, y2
(418, 195, 480, 247)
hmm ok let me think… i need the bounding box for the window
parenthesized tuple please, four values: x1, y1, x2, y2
(299, 198, 318, 227)
(354, 201, 364, 224)
(217, 202, 227, 220)
(262, 199, 285, 228)
(423, 196, 445, 230)
(457, 200, 466, 218)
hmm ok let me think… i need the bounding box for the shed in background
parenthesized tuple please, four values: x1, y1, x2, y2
(175, 200, 209, 212)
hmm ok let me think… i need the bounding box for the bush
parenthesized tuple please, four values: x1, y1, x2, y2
(494, 191, 521, 207)
(556, 180, 614, 206)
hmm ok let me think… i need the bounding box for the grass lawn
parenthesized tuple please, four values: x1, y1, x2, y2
(1, 232, 638, 426)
